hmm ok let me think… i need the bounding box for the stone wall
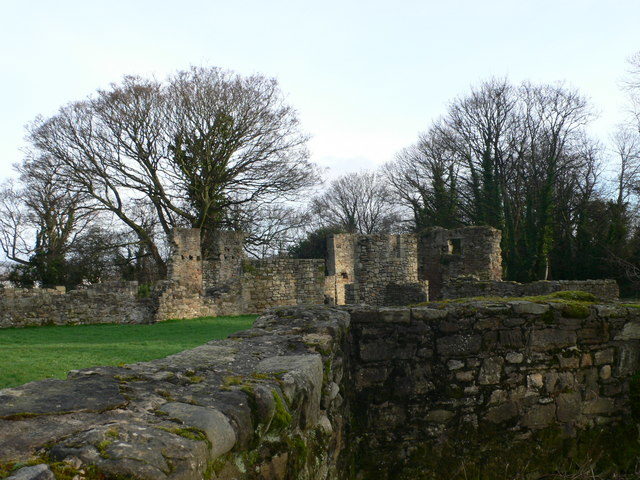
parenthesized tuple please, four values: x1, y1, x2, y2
(348, 300, 639, 477)
(325, 234, 357, 305)
(0, 282, 152, 328)
(326, 233, 428, 306)
(419, 226, 503, 299)
(3, 301, 640, 479)
(202, 230, 246, 295)
(443, 277, 620, 301)
(167, 229, 203, 294)
(0, 306, 353, 480)
(155, 229, 326, 320)
(241, 258, 326, 312)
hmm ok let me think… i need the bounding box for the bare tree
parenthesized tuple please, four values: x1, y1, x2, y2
(385, 125, 461, 230)
(611, 125, 640, 207)
(391, 79, 597, 281)
(0, 155, 97, 286)
(310, 171, 401, 234)
(27, 67, 320, 272)
(0, 180, 30, 265)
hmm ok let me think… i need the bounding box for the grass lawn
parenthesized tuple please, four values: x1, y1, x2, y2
(0, 315, 256, 389)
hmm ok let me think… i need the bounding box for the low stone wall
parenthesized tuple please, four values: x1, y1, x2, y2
(241, 258, 326, 313)
(0, 282, 152, 328)
(442, 277, 620, 301)
(0, 306, 352, 480)
(344, 281, 428, 306)
(348, 300, 638, 477)
(3, 300, 640, 479)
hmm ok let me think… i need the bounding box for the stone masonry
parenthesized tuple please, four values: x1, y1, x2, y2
(325, 234, 428, 307)
(0, 282, 152, 328)
(2, 300, 640, 478)
(418, 226, 503, 299)
(0, 225, 621, 328)
(443, 277, 620, 301)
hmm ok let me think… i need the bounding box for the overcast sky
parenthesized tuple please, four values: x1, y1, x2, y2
(1, 0, 639, 182)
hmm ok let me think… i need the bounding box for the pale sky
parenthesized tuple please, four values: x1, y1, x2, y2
(1, 0, 639, 182)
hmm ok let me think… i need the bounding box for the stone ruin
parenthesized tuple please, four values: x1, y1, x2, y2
(2, 300, 640, 479)
(0, 225, 620, 328)
(0, 225, 635, 479)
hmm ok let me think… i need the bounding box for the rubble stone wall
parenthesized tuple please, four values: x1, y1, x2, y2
(241, 258, 326, 312)
(0, 282, 152, 328)
(419, 226, 503, 299)
(348, 300, 639, 477)
(327, 233, 428, 306)
(443, 277, 620, 301)
(202, 230, 246, 294)
(3, 302, 640, 479)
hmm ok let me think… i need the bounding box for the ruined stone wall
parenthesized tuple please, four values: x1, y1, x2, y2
(167, 229, 203, 294)
(419, 226, 502, 300)
(443, 277, 620, 301)
(241, 258, 326, 313)
(327, 234, 428, 306)
(157, 229, 327, 319)
(0, 306, 353, 480)
(348, 301, 639, 477)
(0, 282, 152, 328)
(202, 230, 245, 295)
(3, 302, 640, 479)
(325, 234, 357, 305)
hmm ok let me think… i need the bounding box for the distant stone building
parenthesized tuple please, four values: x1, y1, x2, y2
(324, 226, 502, 305)
(0, 225, 619, 327)
(154, 225, 503, 318)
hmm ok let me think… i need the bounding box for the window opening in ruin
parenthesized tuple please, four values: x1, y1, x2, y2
(393, 236, 402, 258)
(341, 272, 349, 279)
(448, 239, 462, 255)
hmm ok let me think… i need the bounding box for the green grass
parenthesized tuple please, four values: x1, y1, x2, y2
(0, 315, 256, 389)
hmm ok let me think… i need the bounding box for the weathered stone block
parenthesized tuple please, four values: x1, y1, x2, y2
(530, 329, 577, 351)
(411, 307, 448, 321)
(583, 397, 616, 415)
(510, 301, 550, 315)
(594, 349, 614, 365)
(159, 402, 236, 458)
(556, 392, 582, 422)
(436, 334, 482, 357)
(499, 329, 524, 349)
(6, 465, 54, 480)
(378, 307, 411, 324)
(505, 352, 524, 364)
(425, 409, 455, 424)
(484, 401, 518, 424)
(478, 357, 504, 385)
(521, 403, 556, 429)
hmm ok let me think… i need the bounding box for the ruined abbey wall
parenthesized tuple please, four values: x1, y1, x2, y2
(348, 301, 637, 476)
(0, 282, 152, 328)
(443, 277, 621, 301)
(2, 301, 640, 479)
(418, 226, 503, 299)
(325, 233, 428, 306)
(0, 225, 622, 329)
(154, 229, 326, 320)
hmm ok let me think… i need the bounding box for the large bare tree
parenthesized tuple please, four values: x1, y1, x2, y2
(28, 67, 319, 274)
(0, 155, 96, 286)
(310, 171, 401, 234)
(385, 124, 461, 230)
(389, 79, 597, 281)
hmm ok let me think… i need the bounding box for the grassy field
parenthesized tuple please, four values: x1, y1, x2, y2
(0, 315, 256, 389)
